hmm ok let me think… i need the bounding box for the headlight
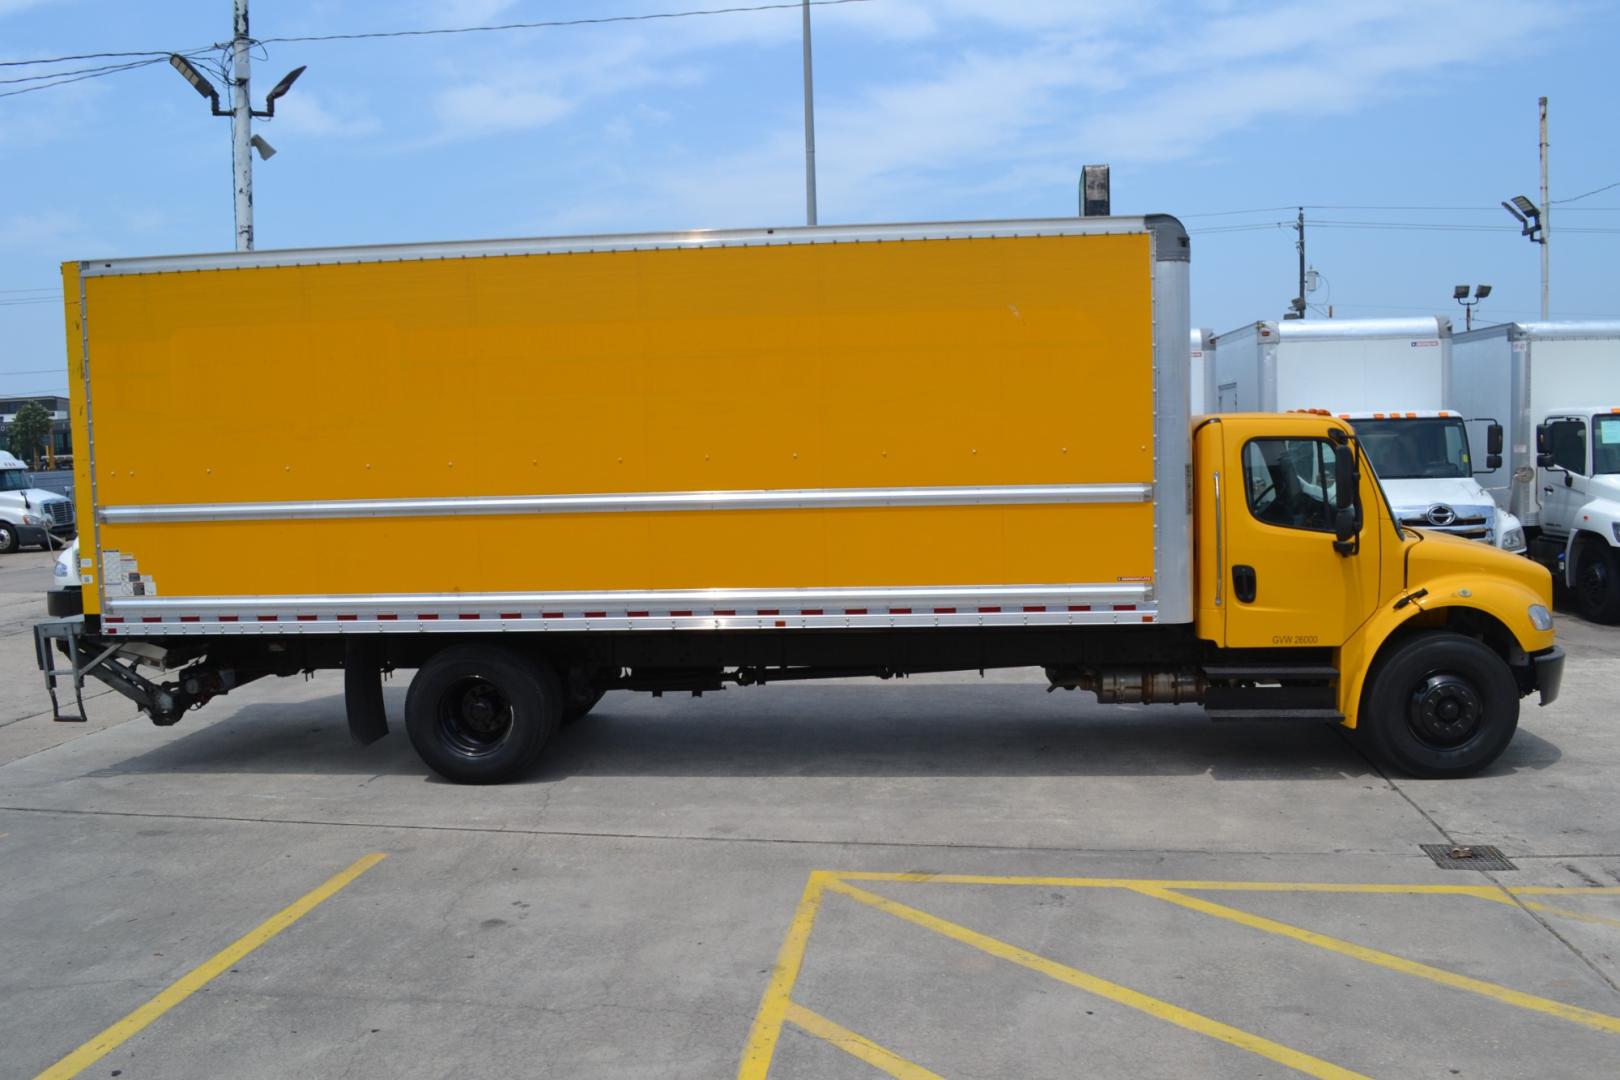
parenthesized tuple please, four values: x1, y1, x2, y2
(1613, 523, 1620, 544)
(1501, 526, 1526, 552)
(1528, 604, 1554, 631)
(21, 513, 44, 526)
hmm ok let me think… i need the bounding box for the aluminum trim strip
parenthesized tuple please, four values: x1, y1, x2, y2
(78, 216, 1162, 277)
(99, 483, 1154, 524)
(98, 607, 1160, 636)
(105, 582, 1151, 616)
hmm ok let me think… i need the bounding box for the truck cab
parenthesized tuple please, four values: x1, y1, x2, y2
(0, 450, 75, 554)
(1340, 411, 1526, 554)
(1534, 407, 1620, 620)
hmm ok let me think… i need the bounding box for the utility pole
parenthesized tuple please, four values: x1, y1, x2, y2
(168, 5, 304, 252)
(232, 0, 254, 251)
(800, 0, 816, 226)
(1286, 207, 1306, 319)
(1539, 95, 1549, 320)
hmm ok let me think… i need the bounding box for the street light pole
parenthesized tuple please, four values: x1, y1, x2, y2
(801, 0, 818, 226)
(1538, 95, 1549, 320)
(232, 0, 254, 251)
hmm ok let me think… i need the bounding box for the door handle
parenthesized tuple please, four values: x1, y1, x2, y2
(1543, 486, 1554, 495)
(1232, 565, 1257, 604)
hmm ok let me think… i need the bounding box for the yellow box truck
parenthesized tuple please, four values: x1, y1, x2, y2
(35, 216, 1563, 782)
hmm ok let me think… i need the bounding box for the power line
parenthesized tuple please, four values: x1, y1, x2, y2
(1553, 179, 1620, 205)
(0, 48, 180, 68)
(0, 368, 68, 376)
(257, 0, 875, 45)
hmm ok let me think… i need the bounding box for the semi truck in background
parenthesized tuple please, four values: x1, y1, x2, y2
(1213, 317, 1525, 554)
(33, 216, 1562, 783)
(1190, 328, 1216, 414)
(0, 449, 76, 554)
(1453, 321, 1620, 622)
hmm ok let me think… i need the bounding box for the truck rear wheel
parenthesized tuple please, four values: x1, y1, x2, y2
(405, 645, 561, 784)
(1358, 632, 1519, 779)
(1573, 543, 1620, 624)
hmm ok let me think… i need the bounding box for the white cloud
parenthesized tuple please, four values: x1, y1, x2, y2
(0, 211, 80, 249)
(433, 82, 574, 137)
(271, 90, 381, 138)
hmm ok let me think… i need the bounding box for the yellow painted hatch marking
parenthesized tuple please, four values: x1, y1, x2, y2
(33, 852, 387, 1080)
(737, 870, 832, 1079)
(784, 1002, 946, 1079)
(823, 877, 1369, 1080)
(1131, 885, 1620, 1036)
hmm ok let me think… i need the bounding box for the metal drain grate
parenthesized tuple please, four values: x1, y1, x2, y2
(1421, 844, 1516, 871)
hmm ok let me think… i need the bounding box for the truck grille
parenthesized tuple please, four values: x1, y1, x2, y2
(1399, 513, 1488, 540)
(44, 499, 74, 526)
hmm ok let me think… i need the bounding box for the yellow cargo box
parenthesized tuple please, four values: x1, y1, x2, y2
(66, 217, 1192, 632)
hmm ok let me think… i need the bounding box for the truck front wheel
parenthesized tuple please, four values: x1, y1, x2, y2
(1358, 632, 1519, 779)
(0, 523, 18, 554)
(1573, 542, 1620, 624)
(405, 645, 562, 784)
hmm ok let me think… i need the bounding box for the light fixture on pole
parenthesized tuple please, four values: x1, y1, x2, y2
(1453, 284, 1491, 332)
(167, 1, 307, 251)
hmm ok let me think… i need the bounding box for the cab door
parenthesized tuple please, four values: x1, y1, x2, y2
(1539, 415, 1588, 536)
(1217, 418, 1383, 648)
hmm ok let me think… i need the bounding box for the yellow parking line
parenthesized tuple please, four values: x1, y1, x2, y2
(833, 872, 1620, 897)
(738, 871, 832, 1080)
(1132, 886, 1620, 1036)
(825, 877, 1368, 1080)
(34, 852, 387, 1080)
(784, 1002, 945, 1079)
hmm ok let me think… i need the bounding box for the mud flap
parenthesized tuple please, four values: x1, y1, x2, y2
(344, 637, 390, 746)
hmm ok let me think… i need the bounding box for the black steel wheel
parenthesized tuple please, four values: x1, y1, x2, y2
(0, 523, 18, 554)
(1574, 543, 1620, 624)
(405, 645, 561, 784)
(1358, 631, 1519, 779)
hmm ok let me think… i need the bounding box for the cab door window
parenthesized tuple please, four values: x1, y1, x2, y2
(1594, 415, 1620, 476)
(1546, 419, 1587, 475)
(1242, 438, 1340, 532)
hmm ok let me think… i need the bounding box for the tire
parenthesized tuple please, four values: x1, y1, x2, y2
(405, 645, 562, 784)
(1358, 631, 1520, 779)
(1573, 542, 1620, 624)
(0, 523, 18, 554)
(562, 688, 606, 726)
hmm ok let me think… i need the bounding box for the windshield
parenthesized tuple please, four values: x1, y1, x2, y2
(0, 468, 35, 492)
(1351, 418, 1471, 480)
(1596, 415, 1620, 476)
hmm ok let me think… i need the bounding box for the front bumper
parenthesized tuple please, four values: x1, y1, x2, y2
(48, 523, 76, 540)
(1531, 645, 1565, 706)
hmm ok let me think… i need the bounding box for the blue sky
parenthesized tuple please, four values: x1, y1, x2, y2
(2, 0, 1618, 398)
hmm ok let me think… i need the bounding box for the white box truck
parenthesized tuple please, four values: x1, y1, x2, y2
(1453, 321, 1620, 621)
(1190, 328, 1215, 414)
(1213, 318, 1525, 553)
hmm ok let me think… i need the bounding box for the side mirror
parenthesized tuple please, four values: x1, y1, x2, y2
(1333, 448, 1357, 510)
(1537, 452, 1556, 469)
(1535, 423, 1548, 453)
(1487, 423, 1504, 457)
(1333, 507, 1360, 555)
(1486, 453, 1503, 471)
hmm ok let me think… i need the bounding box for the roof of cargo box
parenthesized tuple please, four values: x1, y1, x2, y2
(1454, 320, 1620, 343)
(73, 215, 1190, 277)
(1215, 315, 1449, 346)
(1275, 316, 1450, 341)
